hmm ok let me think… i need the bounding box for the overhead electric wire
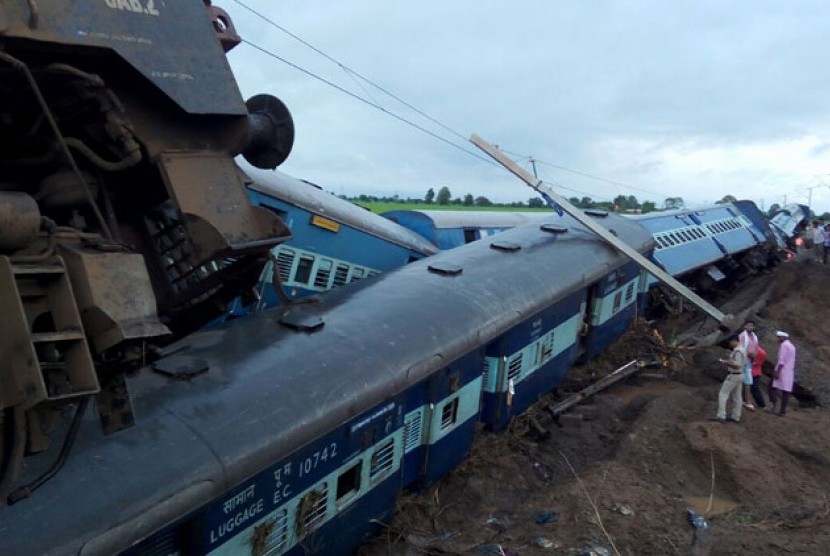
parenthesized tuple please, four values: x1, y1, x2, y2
(240, 39, 499, 168)
(233, 1, 623, 203)
(230, 0, 470, 144)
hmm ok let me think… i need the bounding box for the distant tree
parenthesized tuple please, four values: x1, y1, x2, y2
(528, 197, 545, 208)
(641, 201, 657, 214)
(475, 196, 493, 207)
(613, 194, 627, 211)
(424, 188, 435, 204)
(627, 195, 640, 209)
(568, 196, 580, 206)
(451, 197, 462, 205)
(579, 196, 595, 209)
(716, 194, 738, 204)
(436, 186, 452, 205)
(463, 193, 474, 206)
(663, 197, 684, 210)
(767, 203, 781, 217)
(821, 212, 830, 221)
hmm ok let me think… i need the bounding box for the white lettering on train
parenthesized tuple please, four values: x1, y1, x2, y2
(104, 0, 160, 17)
(222, 484, 256, 515)
(209, 498, 265, 544)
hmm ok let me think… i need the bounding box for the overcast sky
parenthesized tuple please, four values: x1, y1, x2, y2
(225, 0, 830, 212)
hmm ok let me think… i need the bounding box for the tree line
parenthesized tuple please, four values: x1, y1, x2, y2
(350, 188, 796, 218)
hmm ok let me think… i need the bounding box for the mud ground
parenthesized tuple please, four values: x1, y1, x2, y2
(360, 258, 830, 555)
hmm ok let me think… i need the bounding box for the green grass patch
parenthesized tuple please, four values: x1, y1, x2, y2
(355, 202, 554, 214)
(719, 509, 756, 525)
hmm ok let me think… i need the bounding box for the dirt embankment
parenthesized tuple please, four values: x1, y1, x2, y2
(361, 259, 830, 555)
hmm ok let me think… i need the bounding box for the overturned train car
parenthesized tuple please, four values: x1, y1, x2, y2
(0, 212, 654, 555)
(0, 1, 296, 511)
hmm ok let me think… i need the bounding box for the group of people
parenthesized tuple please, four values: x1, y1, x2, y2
(807, 221, 830, 264)
(714, 319, 796, 423)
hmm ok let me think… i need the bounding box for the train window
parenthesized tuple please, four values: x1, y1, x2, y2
(336, 462, 362, 505)
(333, 264, 349, 287)
(657, 236, 668, 248)
(463, 228, 478, 243)
(625, 282, 635, 303)
(370, 438, 395, 482)
(507, 353, 523, 382)
(350, 268, 365, 282)
(275, 249, 295, 283)
(440, 398, 460, 432)
(538, 333, 554, 365)
(295, 484, 328, 538)
(612, 291, 622, 314)
(256, 509, 289, 555)
(294, 255, 315, 284)
(404, 411, 423, 452)
(314, 259, 333, 289)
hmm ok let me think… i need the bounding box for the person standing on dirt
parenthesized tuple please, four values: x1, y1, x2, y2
(749, 345, 767, 409)
(739, 320, 760, 411)
(714, 336, 747, 423)
(812, 221, 825, 262)
(823, 224, 830, 264)
(769, 331, 796, 416)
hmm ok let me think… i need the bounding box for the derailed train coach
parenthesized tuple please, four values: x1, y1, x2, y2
(220, 163, 438, 319)
(0, 212, 653, 555)
(385, 201, 786, 297)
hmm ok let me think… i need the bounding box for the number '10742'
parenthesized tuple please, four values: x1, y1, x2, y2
(104, 0, 160, 16)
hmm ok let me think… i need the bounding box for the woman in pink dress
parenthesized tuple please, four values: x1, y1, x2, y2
(769, 331, 796, 416)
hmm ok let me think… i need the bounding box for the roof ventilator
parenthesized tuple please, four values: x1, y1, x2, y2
(428, 262, 463, 276)
(540, 224, 568, 234)
(490, 241, 521, 252)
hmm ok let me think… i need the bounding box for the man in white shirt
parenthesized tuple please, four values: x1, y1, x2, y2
(738, 320, 759, 410)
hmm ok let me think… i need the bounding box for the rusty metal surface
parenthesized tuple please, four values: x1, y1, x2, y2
(59, 245, 169, 353)
(0, 192, 40, 252)
(159, 152, 290, 252)
(0, 1, 246, 115)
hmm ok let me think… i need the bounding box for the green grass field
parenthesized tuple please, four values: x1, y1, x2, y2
(355, 202, 554, 214)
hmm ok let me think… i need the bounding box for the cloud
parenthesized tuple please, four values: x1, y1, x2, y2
(224, 0, 830, 210)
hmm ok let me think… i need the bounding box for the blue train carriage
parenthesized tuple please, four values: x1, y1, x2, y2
(239, 161, 438, 309)
(381, 209, 550, 249)
(0, 213, 652, 556)
(631, 201, 774, 293)
(768, 203, 811, 250)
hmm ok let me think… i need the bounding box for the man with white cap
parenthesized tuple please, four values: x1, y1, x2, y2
(769, 331, 796, 416)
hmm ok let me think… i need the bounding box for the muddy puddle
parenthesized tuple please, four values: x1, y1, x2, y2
(685, 495, 739, 517)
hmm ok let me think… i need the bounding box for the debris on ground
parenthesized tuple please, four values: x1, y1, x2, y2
(360, 260, 830, 555)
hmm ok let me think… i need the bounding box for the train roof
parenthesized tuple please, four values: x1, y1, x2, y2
(240, 161, 439, 255)
(381, 210, 551, 229)
(0, 213, 653, 555)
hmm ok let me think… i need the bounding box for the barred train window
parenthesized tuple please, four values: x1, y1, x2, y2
(295, 484, 328, 538)
(254, 509, 289, 556)
(370, 438, 395, 482)
(404, 411, 423, 452)
(507, 353, 523, 382)
(314, 259, 332, 288)
(440, 398, 460, 432)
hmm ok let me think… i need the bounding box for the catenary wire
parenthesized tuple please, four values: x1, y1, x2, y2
(240, 39, 501, 168)
(230, 0, 471, 144)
